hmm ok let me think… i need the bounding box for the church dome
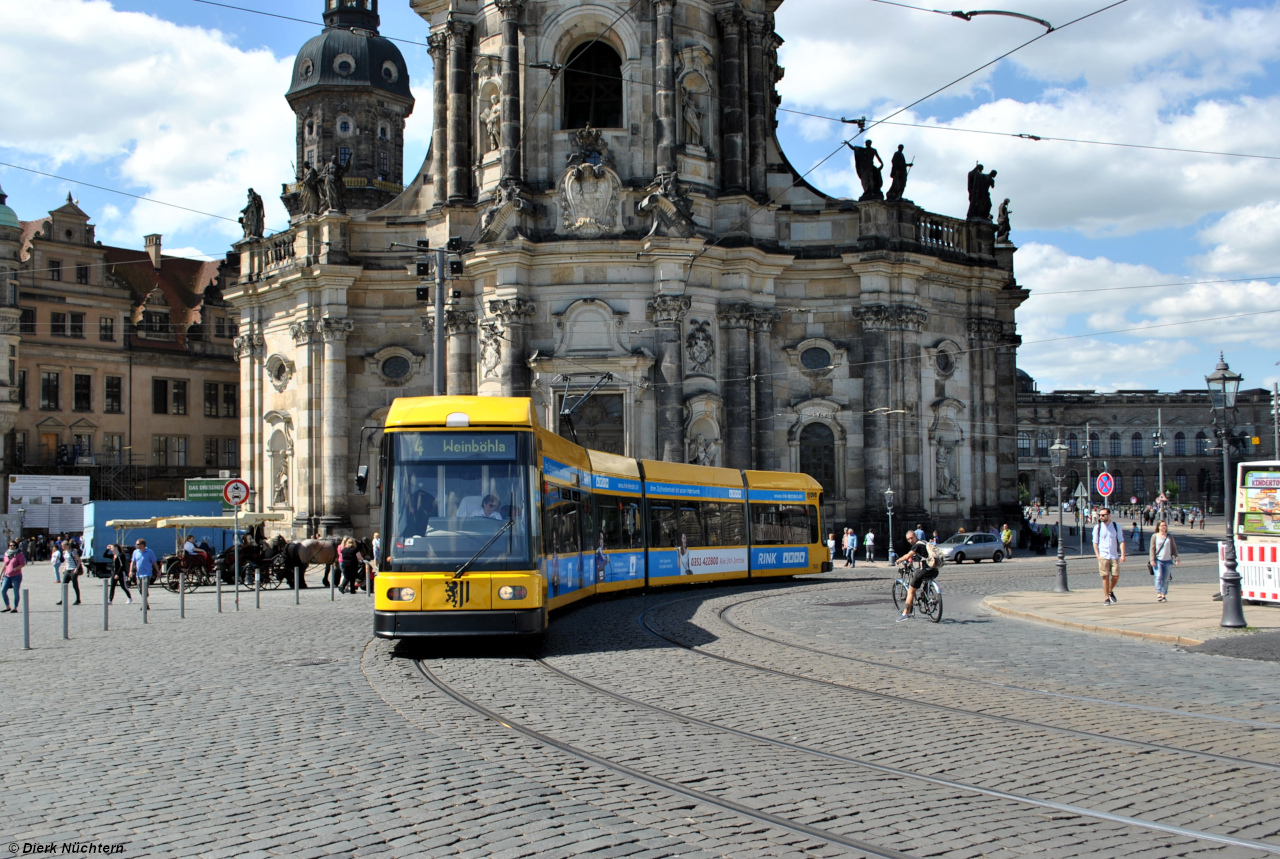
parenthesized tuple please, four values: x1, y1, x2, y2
(0, 183, 19, 230)
(287, 19, 411, 103)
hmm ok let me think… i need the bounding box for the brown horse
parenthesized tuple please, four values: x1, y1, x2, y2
(283, 539, 338, 588)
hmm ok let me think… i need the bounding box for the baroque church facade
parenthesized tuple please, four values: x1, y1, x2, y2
(225, 0, 1026, 538)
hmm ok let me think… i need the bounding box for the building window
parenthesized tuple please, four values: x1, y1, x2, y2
(1017, 432, 1031, 458)
(1112, 471, 1122, 493)
(49, 259, 62, 281)
(1067, 433, 1079, 457)
(72, 433, 92, 458)
(13, 431, 25, 465)
(563, 41, 623, 129)
(105, 376, 123, 413)
(50, 312, 68, 337)
(172, 380, 187, 415)
(103, 434, 123, 465)
(1131, 432, 1143, 457)
(222, 383, 237, 418)
(1176, 469, 1188, 492)
(1067, 470, 1080, 494)
(339, 147, 351, 166)
(339, 120, 351, 133)
(17, 370, 26, 409)
(1109, 432, 1121, 456)
(152, 378, 168, 414)
(152, 436, 167, 466)
(1036, 432, 1049, 457)
(40, 372, 59, 410)
(798, 422, 836, 494)
(1134, 472, 1144, 493)
(141, 310, 172, 339)
(173, 436, 187, 466)
(214, 317, 226, 338)
(69, 313, 84, 338)
(1197, 468, 1209, 492)
(204, 382, 219, 417)
(73, 373, 91, 411)
(204, 437, 238, 468)
(18, 308, 34, 334)
(379, 150, 389, 177)
(1089, 432, 1100, 457)
(99, 317, 115, 341)
(1174, 432, 1186, 456)
(76, 265, 89, 285)
(152, 436, 188, 467)
(1195, 431, 1208, 455)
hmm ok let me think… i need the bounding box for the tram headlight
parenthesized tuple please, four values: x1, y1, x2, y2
(386, 587, 415, 601)
(498, 585, 526, 600)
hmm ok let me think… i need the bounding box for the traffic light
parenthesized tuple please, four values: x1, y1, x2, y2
(416, 285, 431, 302)
(446, 236, 464, 252)
(415, 238, 432, 278)
(448, 259, 464, 276)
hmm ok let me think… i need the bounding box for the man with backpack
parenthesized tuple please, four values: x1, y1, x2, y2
(1093, 507, 1126, 605)
(895, 530, 942, 622)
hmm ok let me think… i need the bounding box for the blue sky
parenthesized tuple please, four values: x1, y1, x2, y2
(2, 0, 1278, 396)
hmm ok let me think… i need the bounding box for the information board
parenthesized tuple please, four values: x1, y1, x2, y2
(8, 475, 90, 532)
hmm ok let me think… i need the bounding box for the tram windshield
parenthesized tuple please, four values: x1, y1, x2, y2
(387, 431, 536, 571)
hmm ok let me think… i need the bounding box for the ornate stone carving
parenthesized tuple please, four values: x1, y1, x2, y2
(566, 125, 615, 169)
(718, 301, 756, 328)
(855, 304, 927, 332)
(320, 317, 353, 342)
(716, 7, 744, 34)
(289, 319, 319, 345)
(426, 31, 448, 55)
(966, 317, 1005, 341)
(647, 295, 691, 324)
(479, 322, 503, 379)
(752, 308, 782, 331)
(996, 198, 1012, 243)
(685, 320, 714, 375)
(478, 178, 532, 243)
(232, 333, 265, 360)
(488, 297, 536, 324)
(637, 171, 697, 238)
(479, 93, 501, 153)
(935, 438, 961, 499)
(442, 309, 478, 335)
(559, 153, 622, 239)
(265, 354, 295, 392)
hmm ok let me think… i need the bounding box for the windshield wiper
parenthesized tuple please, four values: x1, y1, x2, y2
(453, 519, 515, 579)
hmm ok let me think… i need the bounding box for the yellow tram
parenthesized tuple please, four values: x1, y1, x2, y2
(371, 396, 829, 638)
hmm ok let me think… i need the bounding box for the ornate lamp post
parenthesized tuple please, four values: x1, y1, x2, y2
(884, 486, 896, 565)
(1151, 409, 1167, 521)
(1050, 436, 1070, 593)
(1206, 353, 1246, 628)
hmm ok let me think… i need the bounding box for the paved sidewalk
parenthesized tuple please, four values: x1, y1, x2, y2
(983, 582, 1280, 646)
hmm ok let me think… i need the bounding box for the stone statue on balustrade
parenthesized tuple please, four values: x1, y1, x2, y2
(480, 94, 501, 153)
(848, 140, 884, 201)
(885, 145, 912, 202)
(966, 163, 997, 221)
(298, 163, 322, 217)
(239, 188, 265, 239)
(682, 88, 703, 148)
(320, 155, 347, 213)
(995, 198, 1012, 242)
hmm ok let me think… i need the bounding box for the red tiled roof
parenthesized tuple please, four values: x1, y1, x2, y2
(103, 247, 220, 347)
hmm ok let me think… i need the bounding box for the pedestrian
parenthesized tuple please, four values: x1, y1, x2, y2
(827, 532, 837, 564)
(914, 524, 925, 543)
(106, 543, 132, 604)
(846, 528, 858, 568)
(338, 537, 363, 594)
(130, 538, 158, 610)
(51, 540, 65, 584)
(1000, 523, 1013, 559)
(864, 529, 875, 562)
(1093, 507, 1126, 606)
(1, 540, 25, 612)
(371, 531, 381, 572)
(1148, 520, 1179, 602)
(55, 540, 82, 606)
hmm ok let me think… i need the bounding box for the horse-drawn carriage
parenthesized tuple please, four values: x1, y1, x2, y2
(152, 514, 289, 593)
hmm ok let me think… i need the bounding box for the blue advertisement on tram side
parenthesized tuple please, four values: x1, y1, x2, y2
(650, 547, 749, 578)
(594, 549, 644, 583)
(752, 547, 809, 571)
(546, 552, 588, 598)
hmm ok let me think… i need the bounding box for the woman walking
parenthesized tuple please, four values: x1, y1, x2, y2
(337, 537, 364, 594)
(1, 540, 25, 612)
(51, 540, 65, 584)
(106, 543, 132, 604)
(55, 541, 82, 606)
(1149, 520, 1179, 602)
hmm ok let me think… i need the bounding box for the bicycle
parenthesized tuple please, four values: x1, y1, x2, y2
(893, 558, 943, 623)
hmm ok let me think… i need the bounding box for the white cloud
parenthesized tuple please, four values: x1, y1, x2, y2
(0, 0, 297, 244)
(1195, 201, 1280, 274)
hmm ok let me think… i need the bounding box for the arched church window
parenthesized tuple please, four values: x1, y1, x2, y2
(1174, 432, 1186, 456)
(1195, 431, 1208, 455)
(798, 422, 836, 494)
(1036, 432, 1049, 457)
(800, 347, 830, 370)
(339, 120, 351, 134)
(1131, 432, 1143, 457)
(1017, 432, 1030, 458)
(1109, 432, 1121, 456)
(563, 42, 623, 129)
(1067, 433, 1079, 457)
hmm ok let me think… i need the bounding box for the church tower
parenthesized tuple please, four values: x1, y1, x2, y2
(282, 0, 415, 216)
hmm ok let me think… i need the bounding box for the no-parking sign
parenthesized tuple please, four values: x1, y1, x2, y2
(1096, 472, 1114, 498)
(223, 478, 251, 507)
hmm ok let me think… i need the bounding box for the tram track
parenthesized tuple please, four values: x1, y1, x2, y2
(626, 595, 1280, 775)
(413, 651, 1280, 857)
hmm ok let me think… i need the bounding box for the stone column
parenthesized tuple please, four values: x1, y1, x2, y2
(428, 30, 449, 206)
(654, 0, 677, 174)
(855, 304, 927, 508)
(994, 328, 1022, 516)
(719, 302, 754, 470)
(716, 8, 746, 194)
(232, 331, 264, 507)
(289, 319, 320, 526)
(497, 0, 523, 183)
(445, 309, 478, 395)
(320, 317, 353, 531)
(446, 21, 473, 204)
(487, 298, 536, 396)
(648, 295, 691, 462)
(752, 308, 780, 470)
(746, 16, 769, 197)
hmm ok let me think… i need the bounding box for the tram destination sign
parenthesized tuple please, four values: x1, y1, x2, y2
(408, 432, 517, 461)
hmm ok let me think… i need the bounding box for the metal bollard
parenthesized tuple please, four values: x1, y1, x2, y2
(62, 581, 69, 640)
(103, 577, 109, 632)
(142, 578, 149, 624)
(234, 565, 239, 611)
(179, 567, 185, 619)
(22, 589, 30, 649)
(255, 566, 260, 610)
(216, 564, 222, 614)
(294, 567, 300, 605)
(330, 570, 335, 602)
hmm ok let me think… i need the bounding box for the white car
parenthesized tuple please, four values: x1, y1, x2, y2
(936, 532, 1005, 563)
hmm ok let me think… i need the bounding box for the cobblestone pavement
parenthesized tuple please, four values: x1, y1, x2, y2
(5, 550, 1280, 857)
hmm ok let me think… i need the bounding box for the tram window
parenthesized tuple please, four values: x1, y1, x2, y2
(750, 503, 810, 544)
(678, 502, 703, 547)
(544, 489, 583, 555)
(595, 493, 642, 550)
(808, 505, 821, 545)
(721, 502, 746, 545)
(702, 502, 724, 545)
(750, 504, 783, 544)
(648, 502, 680, 548)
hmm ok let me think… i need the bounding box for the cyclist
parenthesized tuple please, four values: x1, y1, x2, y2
(895, 530, 939, 622)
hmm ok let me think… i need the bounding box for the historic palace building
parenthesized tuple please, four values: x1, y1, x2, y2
(0, 190, 240, 503)
(225, 0, 1026, 537)
(1016, 369, 1277, 514)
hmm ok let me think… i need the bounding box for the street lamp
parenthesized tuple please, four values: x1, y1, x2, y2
(884, 486, 896, 565)
(1151, 408, 1167, 521)
(1206, 352, 1246, 628)
(1050, 436, 1070, 593)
